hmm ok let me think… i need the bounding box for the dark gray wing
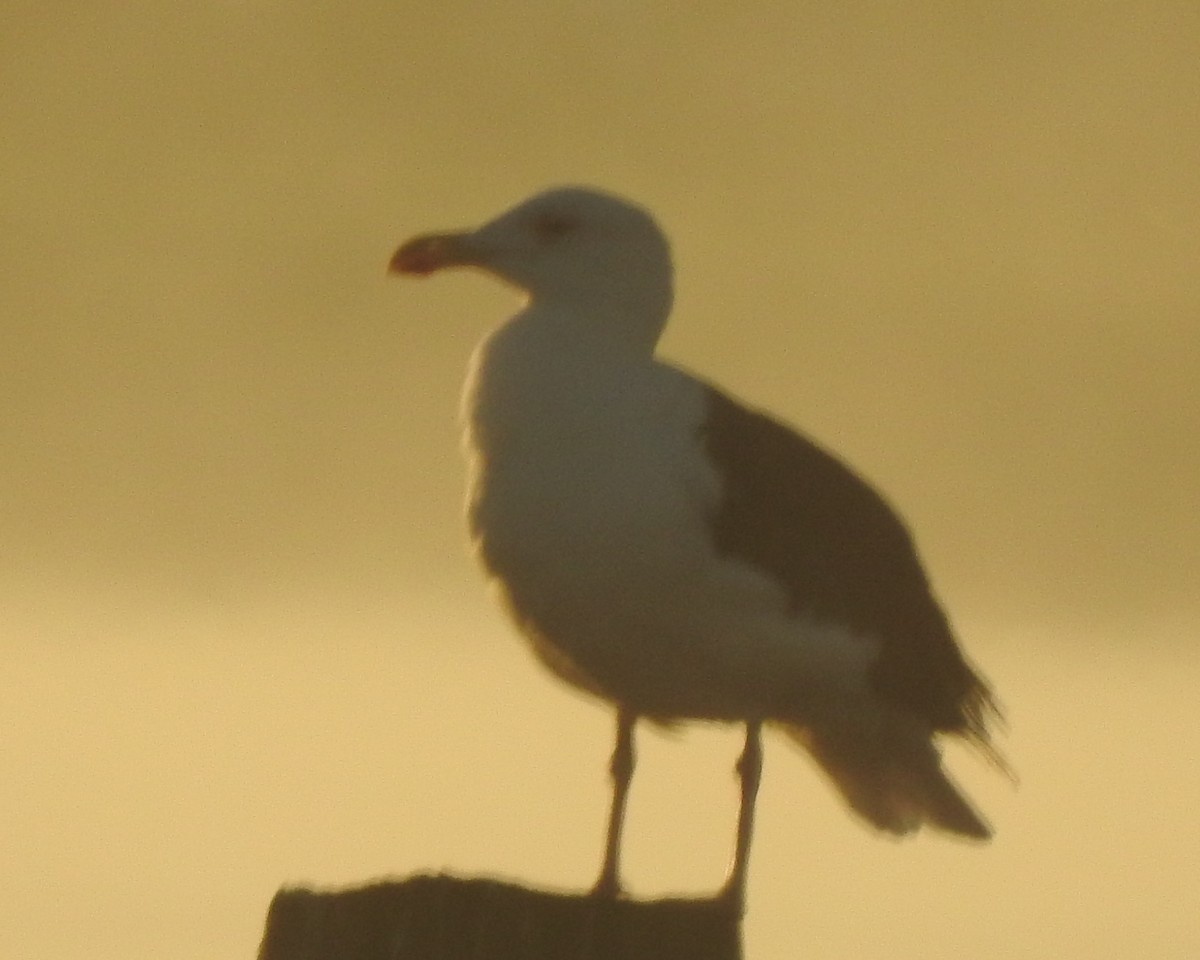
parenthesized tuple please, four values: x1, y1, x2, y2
(702, 384, 1000, 741)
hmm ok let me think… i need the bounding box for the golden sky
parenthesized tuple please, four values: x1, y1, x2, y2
(3, 3, 1198, 958)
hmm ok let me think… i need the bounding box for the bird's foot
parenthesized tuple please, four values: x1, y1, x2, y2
(590, 869, 623, 901)
(715, 877, 747, 917)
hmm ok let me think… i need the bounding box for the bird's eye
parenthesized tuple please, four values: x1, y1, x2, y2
(532, 212, 577, 241)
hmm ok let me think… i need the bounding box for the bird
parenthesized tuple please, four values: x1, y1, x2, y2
(388, 186, 1007, 912)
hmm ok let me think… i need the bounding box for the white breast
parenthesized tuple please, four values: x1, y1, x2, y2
(464, 316, 715, 588)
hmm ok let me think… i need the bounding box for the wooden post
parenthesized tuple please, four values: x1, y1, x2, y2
(258, 874, 743, 960)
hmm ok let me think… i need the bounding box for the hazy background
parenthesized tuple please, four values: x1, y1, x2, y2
(3, 2, 1197, 957)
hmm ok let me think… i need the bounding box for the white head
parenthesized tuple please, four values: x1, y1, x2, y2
(390, 186, 675, 353)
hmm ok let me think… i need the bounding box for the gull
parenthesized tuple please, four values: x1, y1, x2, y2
(389, 186, 1006, 912)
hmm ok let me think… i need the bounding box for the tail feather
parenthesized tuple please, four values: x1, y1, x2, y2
(785, 724, 992, 840)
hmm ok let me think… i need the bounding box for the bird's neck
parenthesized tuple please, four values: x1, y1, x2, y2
(516, 291, 670, 359)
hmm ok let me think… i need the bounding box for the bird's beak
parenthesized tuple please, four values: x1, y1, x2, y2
(388, 230, 481, 276)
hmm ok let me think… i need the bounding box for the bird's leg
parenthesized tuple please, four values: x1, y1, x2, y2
(592, 709, 636, 898)
(720, 719, 763, 914)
